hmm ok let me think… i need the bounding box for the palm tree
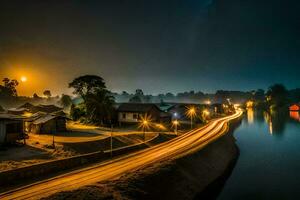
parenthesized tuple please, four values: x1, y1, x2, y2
(85, 89, 115, 124)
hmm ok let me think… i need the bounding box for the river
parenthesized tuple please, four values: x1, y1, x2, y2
(218, 108, 300, 199)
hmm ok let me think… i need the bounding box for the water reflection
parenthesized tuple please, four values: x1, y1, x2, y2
(263, 111, 273, 134)
(219, 109, 300, 200)
(263, 110, 287, 136)
(246, 108, 254, 124)
(246, 109, 300, 136)
(289, 111, 300, 122)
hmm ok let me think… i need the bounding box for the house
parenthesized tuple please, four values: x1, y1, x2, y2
(16, 103, 67, 134)
(28, 114, 67, 134)
(211, 103, 225, 114)
(289, 104, 300, 111)
(117, 103, 171, 124)
(0, 114, 25, 144)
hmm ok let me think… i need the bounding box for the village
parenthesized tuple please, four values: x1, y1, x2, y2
(0, 99, 234, 172)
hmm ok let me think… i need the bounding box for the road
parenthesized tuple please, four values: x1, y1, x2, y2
(0, 111, 242, 200)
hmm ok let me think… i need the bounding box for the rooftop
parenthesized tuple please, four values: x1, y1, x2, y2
(117, 103, 162, 113)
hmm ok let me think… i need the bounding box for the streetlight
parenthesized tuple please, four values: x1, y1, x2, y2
(186, 107, 196, 129)
(172, 120, 179, 135)
(202, 109, 210, 122)
(142, 119, 148, 142)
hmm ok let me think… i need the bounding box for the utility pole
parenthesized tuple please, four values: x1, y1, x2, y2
(110, 124, 113, 158)
(143, 126, 145, 142)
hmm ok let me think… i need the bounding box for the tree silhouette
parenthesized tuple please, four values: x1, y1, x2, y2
(59, 94, 72, 108)
(69, 75, 115, 124)
(266, 84, 288, 108)
(69, 75, 106, 100)
(0, 78, 19, 97)
(129, 95, 142, 103)
(43, 90, 52, 98)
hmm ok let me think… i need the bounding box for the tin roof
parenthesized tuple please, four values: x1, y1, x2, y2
(0, 113, 25, 120)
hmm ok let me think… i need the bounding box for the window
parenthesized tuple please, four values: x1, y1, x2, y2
(133, 114, 138, 119)
(122, 113, 126, 119)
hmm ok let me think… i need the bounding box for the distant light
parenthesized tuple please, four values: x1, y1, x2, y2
(203, 109, 210, 115)
(172, 120, 179, 125)
(21, 76, 27, 82)
(246, 101, 254, 108)
(205, 100, 211, 105)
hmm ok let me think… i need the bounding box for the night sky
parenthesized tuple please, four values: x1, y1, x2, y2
(0, 0, 300, 96)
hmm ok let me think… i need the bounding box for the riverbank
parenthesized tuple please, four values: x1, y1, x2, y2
(43, 118, 242, 200)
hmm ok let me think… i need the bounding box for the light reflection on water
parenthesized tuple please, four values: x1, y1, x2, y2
(219, 109, 300, 199)
(246, 108, 254, 124)
(290, 111, 300, 122)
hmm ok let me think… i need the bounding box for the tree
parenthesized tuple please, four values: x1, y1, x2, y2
(69, 75, 106, 100)
(266, 84, 288, 108)
(70, 104, 86, 121)
(129, 95, 142, 103)
(43, 90, 52, 98)
(135, 89, 144, 96)
(59, 94, 72, 108)
(122, 91, 129, 96)
(69, 75, 115, 124)
(33, 93, 40, 99)
(85, 89, 115, 124)
(0, 78, 19, 97)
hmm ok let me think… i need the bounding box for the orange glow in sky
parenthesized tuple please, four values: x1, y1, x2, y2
(1, 66, 48, 96)
(21, 76, 27, 82)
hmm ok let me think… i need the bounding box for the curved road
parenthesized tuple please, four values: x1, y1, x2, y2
(1, 111, 242, 200)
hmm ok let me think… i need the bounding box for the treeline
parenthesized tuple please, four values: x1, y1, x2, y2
(112, 89, 253, 104)
(1, 75, 300, 125)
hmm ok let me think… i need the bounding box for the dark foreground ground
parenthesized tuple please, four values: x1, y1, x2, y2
(43, 121, 241, 200)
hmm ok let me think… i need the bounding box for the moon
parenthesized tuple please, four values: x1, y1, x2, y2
(21, 76, 27, 82)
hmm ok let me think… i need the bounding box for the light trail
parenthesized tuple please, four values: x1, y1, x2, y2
(0, 111, 242, 200)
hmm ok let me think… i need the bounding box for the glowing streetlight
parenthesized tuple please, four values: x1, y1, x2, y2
(172, 120, 179, 135)
(141, 119, 149, 141)
(186, 107, 196, 129)
(202, 109, 210, 122)
(173, 112, 178, 118)
(203, 109, 210, 116)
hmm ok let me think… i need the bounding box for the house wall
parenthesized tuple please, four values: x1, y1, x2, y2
(118, 112, 141, 123)
(40, 119, 57, 134)
(118, 109, 162, 124)
(56, 118, 67, 132)
(31, 118, 66, 134)
(0, 120, 23, 144)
